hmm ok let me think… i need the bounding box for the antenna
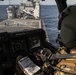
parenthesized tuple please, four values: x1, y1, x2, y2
(9, 0, 11, 5)
(21, 0, 23, 3)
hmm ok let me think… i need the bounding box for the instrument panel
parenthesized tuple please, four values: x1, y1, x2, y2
(0, 28, 46, 58)
(0, 29, 46, 75)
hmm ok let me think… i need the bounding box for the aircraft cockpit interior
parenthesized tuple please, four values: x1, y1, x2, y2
(0, 29, 56, 75)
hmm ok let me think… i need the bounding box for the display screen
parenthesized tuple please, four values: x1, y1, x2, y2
(28, 35, 41, 49)
(11, 39, 25, 53)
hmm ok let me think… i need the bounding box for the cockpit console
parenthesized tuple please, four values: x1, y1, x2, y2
(0, 29, 47, 75)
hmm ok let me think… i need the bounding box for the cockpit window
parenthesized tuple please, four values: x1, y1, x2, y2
(67, 0, 76, 5)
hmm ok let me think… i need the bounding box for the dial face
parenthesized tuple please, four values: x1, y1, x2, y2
(11, 39, 25, 53)
(29, 35, 41, 49)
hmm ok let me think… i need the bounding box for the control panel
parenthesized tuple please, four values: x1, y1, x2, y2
(0, 29, 46, 75)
